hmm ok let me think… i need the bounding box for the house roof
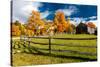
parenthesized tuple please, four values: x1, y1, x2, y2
(86, 22, 96, 28)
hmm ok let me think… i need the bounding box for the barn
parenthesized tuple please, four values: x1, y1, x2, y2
(76, 22, 87, 34)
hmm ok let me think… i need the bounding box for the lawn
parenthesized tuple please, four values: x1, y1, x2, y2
(11, 34, 97, 66)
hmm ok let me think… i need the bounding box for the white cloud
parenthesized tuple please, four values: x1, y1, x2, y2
(70, 17, 87, 26)
(56, 6, 78, 16)
(40, 11, 50, 19)
(46, 20, 53, 23)
(72, 17, 85, 23)
(13, 0, 42, 22)
(82, 16, 97, 21)
(70, 20, 77, 26)
(89, 16, 97, 19)
(70, 17, 97, 27)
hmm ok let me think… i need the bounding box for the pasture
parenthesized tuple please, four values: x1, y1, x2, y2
(11, 34, 97, 66)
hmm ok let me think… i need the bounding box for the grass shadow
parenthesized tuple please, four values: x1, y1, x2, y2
(24, 45, 97, 61)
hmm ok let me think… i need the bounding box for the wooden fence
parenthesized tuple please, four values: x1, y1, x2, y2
(20, 36, 97, 56)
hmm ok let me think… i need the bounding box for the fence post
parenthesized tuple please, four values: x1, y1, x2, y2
(49, 37, 51, 54)
(23, 36, 26, 48)
(28, 38, 30, 48)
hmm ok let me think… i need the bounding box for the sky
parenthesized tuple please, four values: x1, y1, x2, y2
(12, 0, 97, 26)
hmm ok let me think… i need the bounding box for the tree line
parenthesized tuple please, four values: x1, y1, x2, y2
(11, 10, 97, 37)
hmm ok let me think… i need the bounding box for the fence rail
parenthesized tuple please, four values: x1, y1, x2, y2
(25, 40, 97, 48)
(31, 47, 96, 56)
(26, 36, 97, 40)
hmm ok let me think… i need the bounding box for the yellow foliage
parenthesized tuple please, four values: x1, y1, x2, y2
(11, 24, 21, 36)
(25, 29, 34, 37)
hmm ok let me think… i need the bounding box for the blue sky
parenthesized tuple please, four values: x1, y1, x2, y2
(12, 1, 97, 25)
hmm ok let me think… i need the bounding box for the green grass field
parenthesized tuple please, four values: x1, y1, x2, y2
(11, 34, 97, 66)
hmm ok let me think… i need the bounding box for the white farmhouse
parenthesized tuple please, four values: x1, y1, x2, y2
(86, 22, 96, 34)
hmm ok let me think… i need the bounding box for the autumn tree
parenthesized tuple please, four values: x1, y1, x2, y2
(54, 11, 74, 33)
(54, 11, 67, 33)
(20, 24, 26, 35)
(57, 23, 63, 32)
(65, 17, 73, 33)
(14, 20, 21, 26)
(26, 10, 46, 36)
(27, 10, 45, 27)
(70, 23, 76, 34)
(11, 23, 21, 36)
